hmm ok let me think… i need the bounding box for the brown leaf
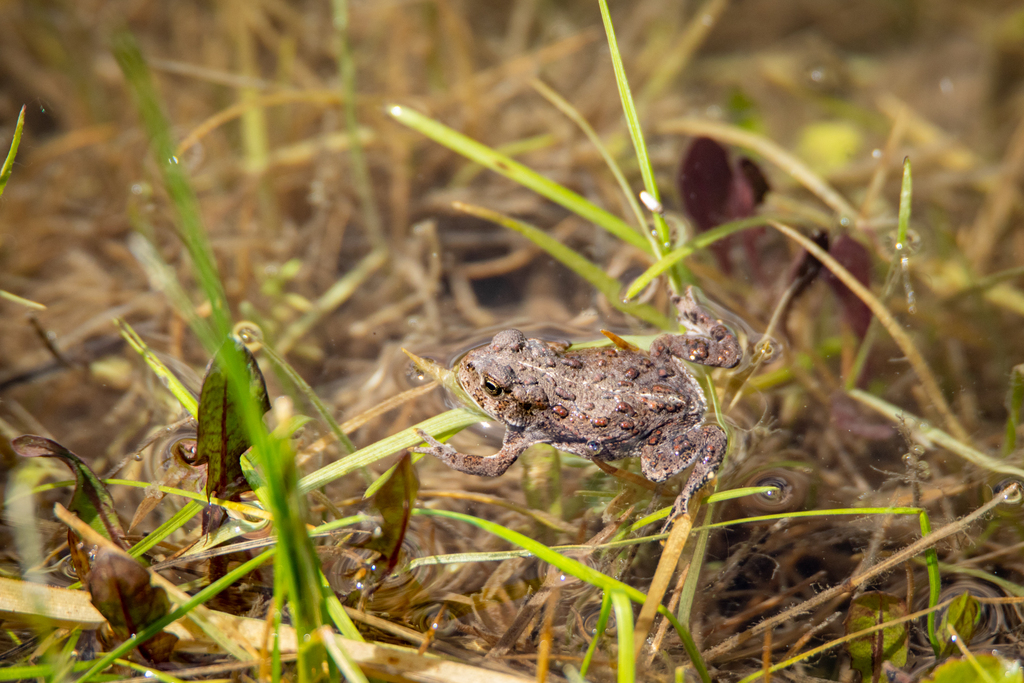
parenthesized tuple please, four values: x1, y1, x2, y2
(85, 548, 178, 662)
(12, 435, 127, 549)
(364, 453, 420, 577)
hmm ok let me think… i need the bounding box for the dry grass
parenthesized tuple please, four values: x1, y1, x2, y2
(2, 1, 1024, 681)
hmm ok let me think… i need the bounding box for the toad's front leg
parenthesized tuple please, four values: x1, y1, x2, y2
(413, 428, 530, 477)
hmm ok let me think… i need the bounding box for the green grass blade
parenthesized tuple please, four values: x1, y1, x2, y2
(530, 79, 650, 244)
(116, 32, 342, 681)
(919, 510, 943, 656)
(116, 318, 198, 418)
(127, 501, 204, 560)
(0, 104, 25, 199)
(452, 133, 557, 186)
(77, 549, 275, 682)
(454, 202, 674, 329)
(387, 104, 651, 253)
(413, 507, 709, 679)
(676, 503, 713, 627)
(413, 506, 646, 598)
(298, 408, 482, 493)
(624, 216, 771, 299)
(321, 573, 365, 642)
(610, 591, 636, 683)
(580, 592, 612, 678)
(597, 0, 670, 253)
(0, 289, 45, 310)
(113, 33, 228, 348)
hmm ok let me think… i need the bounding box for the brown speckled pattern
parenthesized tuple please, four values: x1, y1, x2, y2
(414, 287, 741, 528)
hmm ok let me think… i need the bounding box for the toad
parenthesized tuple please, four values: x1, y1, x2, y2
(414, 287, 741, 526)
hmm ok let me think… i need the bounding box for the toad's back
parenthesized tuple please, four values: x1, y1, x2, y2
(459, 334, 708, 461)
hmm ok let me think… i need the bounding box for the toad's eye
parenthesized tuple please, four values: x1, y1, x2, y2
(482, 376, 503, 396)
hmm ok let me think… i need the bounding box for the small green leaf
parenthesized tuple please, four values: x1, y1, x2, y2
(0, 105, 26, 198)
(845, 591, 908, 680)
(196, 339, 272, 501)
(922, 654, 1023, 683)
(12, 435, 127, 549)
(363, 453, 419, 577)
(938, 592, 981, 658)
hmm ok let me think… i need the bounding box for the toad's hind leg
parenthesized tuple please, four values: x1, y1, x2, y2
(651, 287, 741, 368)
(641, 424, 727, 525)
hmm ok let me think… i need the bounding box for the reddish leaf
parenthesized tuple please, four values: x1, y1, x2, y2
(365, 453, 420, 577)
(823, 235, 873, 338)
(12, 435, 127, 549)
(680, 137, 734, 233)
(679, 137, 770, 275)
(195, 339, 271, 502)
(86, 548, 178, 662)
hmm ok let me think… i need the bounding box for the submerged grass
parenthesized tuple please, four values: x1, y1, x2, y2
(2, 1, 1024, 682)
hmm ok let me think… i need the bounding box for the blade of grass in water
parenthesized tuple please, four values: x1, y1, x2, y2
(414, 507, 711, 683)
(675, 503, 714, 629)
(0, 104, 25, 198)
(530, 79, 650, 249)
(333, 0, 383, 249)
(298, 408, 483, 493)
(454, 202, 674, 329)
(611, 590, 637, 683)
(846, 158, 915, 390)
(597, 0, 670, 255)
(387, 104, 652, 253)
(624, 216, 773, 300)
(580, 592, 612, 678)
(116, 32, 351, 680)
